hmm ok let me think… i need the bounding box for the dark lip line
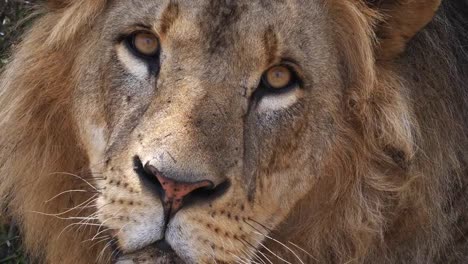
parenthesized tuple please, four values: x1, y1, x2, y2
(116, 243, 184, 264)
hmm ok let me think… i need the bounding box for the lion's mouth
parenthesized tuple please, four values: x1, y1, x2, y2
(115, 242, 185, 264)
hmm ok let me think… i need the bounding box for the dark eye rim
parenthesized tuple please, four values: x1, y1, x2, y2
(260, 64, 302, 94)
(124, 30, 161, 60)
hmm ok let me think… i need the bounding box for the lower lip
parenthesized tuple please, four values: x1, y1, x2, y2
(154, 239, 173, 253)
(117, 243, 185, 264)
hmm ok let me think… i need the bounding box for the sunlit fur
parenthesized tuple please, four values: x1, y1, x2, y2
(0, 0, 467, 263)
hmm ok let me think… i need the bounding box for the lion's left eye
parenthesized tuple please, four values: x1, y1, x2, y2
(261, 65, 299, 92)
(126, 31, 160, 59)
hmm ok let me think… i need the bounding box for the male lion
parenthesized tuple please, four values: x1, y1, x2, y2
(0, 0, 467, 263)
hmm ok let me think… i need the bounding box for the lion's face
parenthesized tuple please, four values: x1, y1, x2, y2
(74, 0, 340, 262)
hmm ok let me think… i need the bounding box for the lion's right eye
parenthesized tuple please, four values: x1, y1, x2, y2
(263, 65, 294, 90)
(126, 31, 160, 59)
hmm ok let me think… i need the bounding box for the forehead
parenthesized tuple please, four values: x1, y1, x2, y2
(106, 0, 325, 47)
(103, 0, 330, 80)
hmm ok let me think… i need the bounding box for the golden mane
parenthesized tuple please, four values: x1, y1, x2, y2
(0, 1, 109, 263)
(1, 0, 467, 263)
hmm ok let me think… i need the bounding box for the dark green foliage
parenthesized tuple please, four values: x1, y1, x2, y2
(0, 0, 35, 67)
(0, 222, 26, 264)
(1, 2, 34, 261)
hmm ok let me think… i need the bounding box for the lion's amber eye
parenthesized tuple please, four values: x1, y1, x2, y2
(264, 65, 293, 90)
(132, 32, 159, 57)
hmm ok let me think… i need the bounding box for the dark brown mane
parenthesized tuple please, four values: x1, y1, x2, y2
(269, 0, 468, 263)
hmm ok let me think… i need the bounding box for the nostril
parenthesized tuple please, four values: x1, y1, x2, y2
(136, 160, 231, 217)
(180, 179, 231, 212)
(188, 179, 231, 202)
(153, 171, 215, 201)
(133, 156, 163, 195)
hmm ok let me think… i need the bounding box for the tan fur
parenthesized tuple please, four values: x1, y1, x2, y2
(1, 0, 467, 263)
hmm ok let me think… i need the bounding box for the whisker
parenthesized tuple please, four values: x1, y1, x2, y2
(89, 238, 110, 251)
(238, 245, 261, 264)
(236, 237, 263, 264)
(247, 218, 272, 233)
(75, 212, 101, 234)
(238, 238, 271, 264)
(88, 236, 112, 250)
(32, 194, 99, 217)
(251, 230, 305, 264)
(74, 201, 114, 235)
(92, 227, 112, 241)
(58, 221, 102, 239)
(236, 242, 253, 263)
(209, 240, 219, 264)
(45, 189, 98, 203)
(246, 218, 311, 263)
(288, 241, 317, 261)
(256, 242, 292, 264)
(73, 195, 101, 216)
(87, 215, 128, 253)
(97, 238, 116, 263)
(83, 235, 111, 243)
(220, 234, 229, 262)
(91, 208, 125, 239)
(90, 207, 137, 252)
(49, 171, 98, 191)
(255, 248, 273, 264)
(110, 242, 123, 262)
(242, 220, 292, 264)
(231, 253, 250, 264)
(29, 210, 98, 221)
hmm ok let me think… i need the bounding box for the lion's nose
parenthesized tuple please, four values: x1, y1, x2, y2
(147, 164, 213, 215)
(141, 162, 220, 218)
(133, 156, 230, 218)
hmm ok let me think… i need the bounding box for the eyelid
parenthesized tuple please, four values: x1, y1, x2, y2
(278, 59, 304, 79)
(114, 24, 154, 43)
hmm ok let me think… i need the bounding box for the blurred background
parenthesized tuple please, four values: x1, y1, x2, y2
(0, 0, 34, 67)
(1, 2, 34, 263)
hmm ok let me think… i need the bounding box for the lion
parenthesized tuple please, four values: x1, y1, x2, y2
(0, 0, 467, 263)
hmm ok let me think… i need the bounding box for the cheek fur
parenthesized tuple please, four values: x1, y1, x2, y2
(116, 44, 149, 80)
(256, 88, 303, 112)
(83, 121, 107, 166)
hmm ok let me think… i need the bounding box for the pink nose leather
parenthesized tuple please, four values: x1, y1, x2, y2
(155, 173, 213, 216)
